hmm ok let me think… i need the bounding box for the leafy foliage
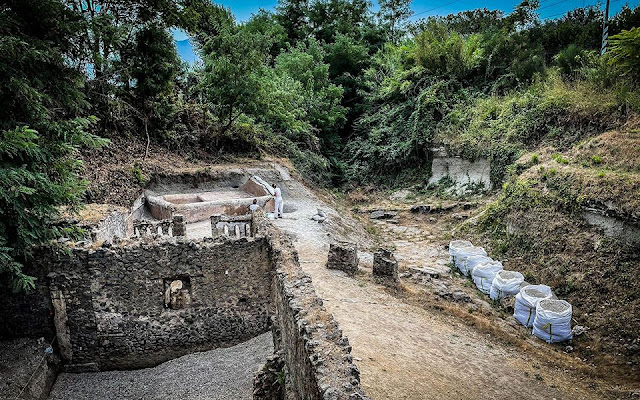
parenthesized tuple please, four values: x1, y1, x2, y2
(608, 27, 640, 81)
(4, 0, 640, 290)
(0, 0, 107, 290)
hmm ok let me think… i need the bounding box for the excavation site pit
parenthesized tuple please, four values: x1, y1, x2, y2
(1, 165, 369, 400)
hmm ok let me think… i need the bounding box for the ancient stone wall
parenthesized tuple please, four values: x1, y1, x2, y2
(0, 264, 55, 339)
(253, 212, 370, 400)
(44, 236, 273, 371)
(89, 208, 130, 243)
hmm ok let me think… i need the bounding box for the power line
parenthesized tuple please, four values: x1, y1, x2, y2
(412, 0, 461, 18)
(538, 0, 576, 12)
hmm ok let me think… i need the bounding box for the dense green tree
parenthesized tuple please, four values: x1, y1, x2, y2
(244, 10, 289, 60)
(273, 39, 346, 143)
(276, 0, 310, 43)
(608, 27, 640, 81)
(201, 27, 270, 132)
(129, 24, 181, 159)
(378, 0, 413, 44)
(180, 0, 234, 46)
(0, 0, 107, 290)
(307, 0, 372, 43)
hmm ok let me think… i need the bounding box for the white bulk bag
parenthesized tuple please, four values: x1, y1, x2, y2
(489, 270, 524, 300)
(448, 240, 473, 265)
(464, 255, 493, 277)
(514, 285, 553, 327)
(533, 299, 573, 343)
(472, 261, 503, 294)
(455, 246, 487, 273)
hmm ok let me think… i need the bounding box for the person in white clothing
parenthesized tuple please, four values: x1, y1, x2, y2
(249, 199, 260, 213)
(272, 183, 283, 218)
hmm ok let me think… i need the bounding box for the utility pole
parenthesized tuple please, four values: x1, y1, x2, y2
(601, 0, 611, 55)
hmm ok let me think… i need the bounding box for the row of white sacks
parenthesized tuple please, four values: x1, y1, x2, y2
(449, 240, 573, 343)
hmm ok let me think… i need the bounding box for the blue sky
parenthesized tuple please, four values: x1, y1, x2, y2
(208, 0, 639, 22)
(174, 0, 640, 61)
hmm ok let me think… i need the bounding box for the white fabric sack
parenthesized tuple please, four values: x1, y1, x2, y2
(489, 270, 524, 300)
(533, 299, 573, 343)
(455, 246, 487, 273)
(514, 285, 553, 327)
(448, 240, 473, 265)
(464, 255, 493, 277)
(472, 261, 503, 294)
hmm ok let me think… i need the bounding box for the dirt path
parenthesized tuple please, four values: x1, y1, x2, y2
(272, 171, 600, 400)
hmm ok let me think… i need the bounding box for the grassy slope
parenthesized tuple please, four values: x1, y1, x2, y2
(464, 125, 640, 372)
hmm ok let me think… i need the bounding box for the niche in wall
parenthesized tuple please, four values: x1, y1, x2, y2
(163, 276, 192, 309)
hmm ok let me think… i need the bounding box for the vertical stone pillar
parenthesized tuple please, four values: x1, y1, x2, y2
(48, 274, 72, 362)
(245, 224, 251, 237)
(210, 214, 222, 237)
(172, 214, 186, 237)
(223, 224, 229, 236)
(326, 241, 359, 275)
(234, 224, 240, 238)
(373, 248, 398, 282)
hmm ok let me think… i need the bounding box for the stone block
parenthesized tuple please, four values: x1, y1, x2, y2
(370, 210, 397, 220)
(326, 241, 359, 275)
(172, 214, 186, 237)
(373, 248, 398, 281)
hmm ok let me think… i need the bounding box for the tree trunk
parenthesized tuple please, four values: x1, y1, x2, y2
(143, 116, 150, 164)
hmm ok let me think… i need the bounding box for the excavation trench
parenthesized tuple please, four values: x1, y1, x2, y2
(0, 166, 367, 400)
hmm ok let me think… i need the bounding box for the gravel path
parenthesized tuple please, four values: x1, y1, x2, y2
(48, 332, 273, 400)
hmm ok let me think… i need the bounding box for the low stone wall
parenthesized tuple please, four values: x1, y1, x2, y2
(88, 209, 130, 244)
(2, 206, 368, 400)
(44, 236, 273, 371)
(253, 212, 370, 400)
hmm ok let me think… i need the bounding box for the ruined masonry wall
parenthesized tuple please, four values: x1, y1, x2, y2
(45, 237, 272, 371)
(253, 212, 370, 400)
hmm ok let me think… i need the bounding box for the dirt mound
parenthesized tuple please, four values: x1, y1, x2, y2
(465, 127, 640, 381)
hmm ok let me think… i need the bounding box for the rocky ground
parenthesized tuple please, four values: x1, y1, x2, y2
(47, 332, 273, 400)
(0, 337, 59, 400)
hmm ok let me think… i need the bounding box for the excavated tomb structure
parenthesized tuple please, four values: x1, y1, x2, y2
(0, 168, 369, 400)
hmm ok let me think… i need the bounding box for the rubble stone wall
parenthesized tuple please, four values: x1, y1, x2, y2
(253, 212, 370, 400)
(45, 237, 273, 371)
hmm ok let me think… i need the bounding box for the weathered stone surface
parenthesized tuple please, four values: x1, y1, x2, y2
(428, 147, 492, 193)
(370, 210, 397, 220)
(326, 242, 359, 275)
(389, 190, 411, 201)
(372, 249, 398, 282)
(172, 214, 186, 237)
(410, 205, 431, 214)
(252, 212, 371, 400)
(43, 237, 273, 371)
(253, 352, 286, 400)
(4, 209, 371, 400)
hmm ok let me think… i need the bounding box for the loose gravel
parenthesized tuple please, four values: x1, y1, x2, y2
(524, 288, 547, 298)
(498, 271, 519, 279)
(48, 332, 273, 400)
(539, 299, 571, 313)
